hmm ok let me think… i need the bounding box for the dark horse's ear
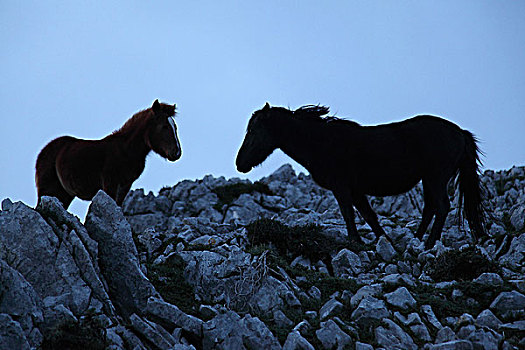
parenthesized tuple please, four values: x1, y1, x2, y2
(152, 99, 161, 113)
(263, 102, 270, 111)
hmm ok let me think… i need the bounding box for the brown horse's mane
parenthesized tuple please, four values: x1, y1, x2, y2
(108, 108, 153, 139)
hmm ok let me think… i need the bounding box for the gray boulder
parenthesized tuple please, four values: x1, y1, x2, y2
(473, 272, 504, 287)
(319, 298, 343, 321)
(376, 236, 397, 262)
(85, 191, 160, 318)
(283, 330, 315, 350)
(202, 311, 281, 350)
(130, 313, 177, 350)
(430, 340, 473, 350)
(332, 248, 362, 277)
(490, 290, 525, 319)
(499, 233, 525, 272)
(315, 319, 352, 350)
(394, 312, 432, 342)
(0, 199, 110, 316)
(475, 309, 502, 329)
(145, 297, 203, 339)
(0, 314, 30, 350)
(375, 319, 417, 350)
(351, 295, 390, 326)
(510, 204, 525, 232)
(0, 259, 42, 346)
(384, 287, 417, 312)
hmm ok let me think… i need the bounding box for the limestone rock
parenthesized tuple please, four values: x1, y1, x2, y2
(85, 191, 159, 318)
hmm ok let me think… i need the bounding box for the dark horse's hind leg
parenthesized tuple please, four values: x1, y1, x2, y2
(425, 183, 451, 249)
(415, 182, 436, 239)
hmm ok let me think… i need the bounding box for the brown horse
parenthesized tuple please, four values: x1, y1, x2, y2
(36, 99, 181, 209)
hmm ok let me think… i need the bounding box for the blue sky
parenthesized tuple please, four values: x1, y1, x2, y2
(1, 1, 524, 218)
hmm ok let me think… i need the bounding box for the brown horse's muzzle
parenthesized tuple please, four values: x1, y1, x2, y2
(167, 148, 181, 162)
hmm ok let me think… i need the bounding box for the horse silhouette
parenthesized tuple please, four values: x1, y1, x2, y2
(236, 103, 486, 249)
(36, 99, 181, 209)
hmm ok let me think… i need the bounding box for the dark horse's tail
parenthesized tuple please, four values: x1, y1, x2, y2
(458, 130, 487, 240)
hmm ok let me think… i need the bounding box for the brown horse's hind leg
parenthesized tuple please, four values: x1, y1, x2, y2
(36, 170, 74, 209)
(36, 150, 74, 209)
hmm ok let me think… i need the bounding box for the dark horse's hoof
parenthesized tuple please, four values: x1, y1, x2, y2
(424, 240, 437, 250)
(347, 236, 367, 250)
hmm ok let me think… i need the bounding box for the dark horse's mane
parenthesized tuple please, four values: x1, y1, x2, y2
(273, 105, 361, 127)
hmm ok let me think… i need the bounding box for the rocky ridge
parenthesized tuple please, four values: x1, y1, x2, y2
(1, 164, 524, 349)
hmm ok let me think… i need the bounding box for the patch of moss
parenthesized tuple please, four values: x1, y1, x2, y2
(411, 280, 512, 321)
(426, 246, 499, 282)
(356, 318, 384, 346)
(212, 181, 272, 211)
(411, 283, 468, 320)
(41, 314, 106, 350)
(245, 218, 350, 265)
(146, 254, 201, 318)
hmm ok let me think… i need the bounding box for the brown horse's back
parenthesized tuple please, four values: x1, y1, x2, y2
(36, 136, 77, 208)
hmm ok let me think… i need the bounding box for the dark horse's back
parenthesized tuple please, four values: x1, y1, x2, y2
(334, 115, 469, 197)
(331, 114, 485, 239)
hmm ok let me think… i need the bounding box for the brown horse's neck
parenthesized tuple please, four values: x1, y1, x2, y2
(106, 109, 153, 160)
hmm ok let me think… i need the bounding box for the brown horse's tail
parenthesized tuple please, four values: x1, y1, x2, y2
(457, 130, 487, 240)
(35, 136, 72, 207)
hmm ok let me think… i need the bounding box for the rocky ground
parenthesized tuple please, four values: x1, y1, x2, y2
(1, 164, 524, 349)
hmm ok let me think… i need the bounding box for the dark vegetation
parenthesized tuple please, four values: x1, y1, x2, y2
(41, 313, 106, 350)
(426, 246, 500, 282)
(245, 218, 349, 265)
(130, 232, 202, 319)
(146, 254, 201, 318)
(412, 280, 512, 323)
(211, 181, 272, 211)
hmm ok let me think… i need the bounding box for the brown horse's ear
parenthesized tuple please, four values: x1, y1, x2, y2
(152, 99, 161, 113)
(173, 104, 177, 115)
(263, 102, 270, 111)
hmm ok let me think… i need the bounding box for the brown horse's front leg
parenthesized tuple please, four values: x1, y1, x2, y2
(102, 179, 127, 206)
(115, 183, 132, 206)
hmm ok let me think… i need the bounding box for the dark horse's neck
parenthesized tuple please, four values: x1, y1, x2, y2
(275, 114, 329, 171)
(106, 110, 153, 160)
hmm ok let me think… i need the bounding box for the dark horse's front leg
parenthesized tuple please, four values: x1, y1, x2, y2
(333, 190, 364, 243)
(353, 193, 386, 238)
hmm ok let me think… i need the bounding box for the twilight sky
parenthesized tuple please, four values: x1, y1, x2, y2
(1, 1, 524, 219)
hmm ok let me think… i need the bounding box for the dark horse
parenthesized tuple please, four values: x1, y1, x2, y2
(36, 99, 181, 209)
(236, 103, 486, 249)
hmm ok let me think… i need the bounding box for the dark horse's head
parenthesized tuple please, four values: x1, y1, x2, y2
(147, 99, 182, 161)
(236, 102, 280, 173)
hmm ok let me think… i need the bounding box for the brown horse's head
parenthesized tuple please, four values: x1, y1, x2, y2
(147, 99, 181, 161)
